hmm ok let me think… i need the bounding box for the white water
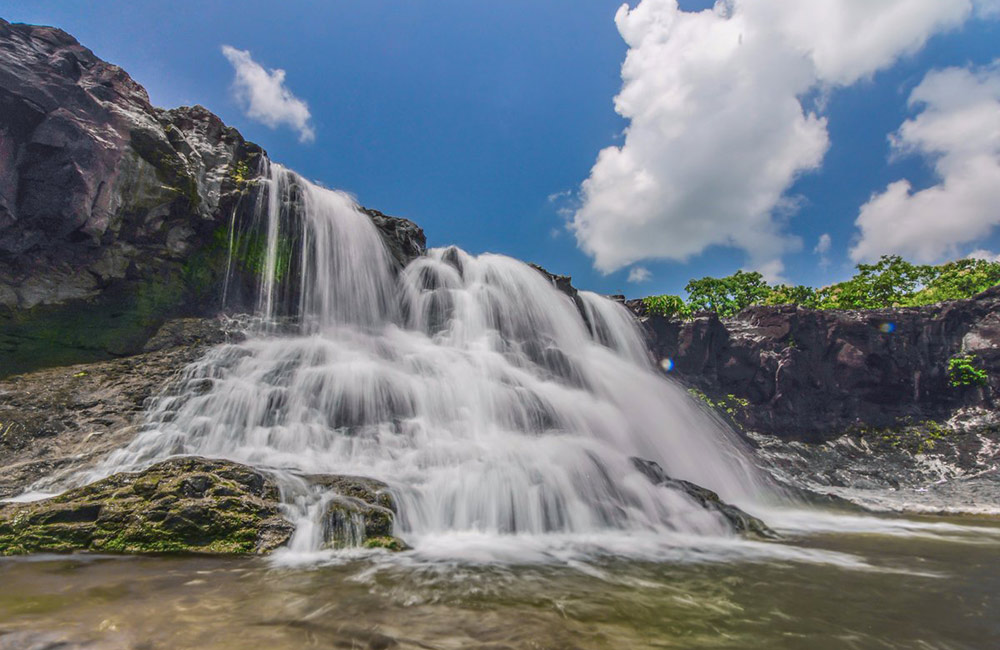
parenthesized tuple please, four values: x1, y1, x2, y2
(84, 163, 774, 554)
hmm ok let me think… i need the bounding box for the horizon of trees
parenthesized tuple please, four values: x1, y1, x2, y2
(641, 255, 1000, 318)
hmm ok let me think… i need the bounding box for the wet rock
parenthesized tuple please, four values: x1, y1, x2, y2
(309, 474, 408, 550)
(630, 457, 778, 540)
(0, 457, 295, 555)
(0, 317, 242, 499)
(363, 208, 426, 271)
(749, 416, 1000, 513)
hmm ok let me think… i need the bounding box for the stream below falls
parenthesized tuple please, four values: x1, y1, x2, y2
(1, 512, 998, 649)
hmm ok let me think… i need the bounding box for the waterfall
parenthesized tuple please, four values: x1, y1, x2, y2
(89, 164, 771, 553)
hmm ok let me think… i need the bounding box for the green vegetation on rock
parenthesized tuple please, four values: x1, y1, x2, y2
(852, 419, 953, 454)
(643, 255, 1000, 317)
(687, 389, 750, 422)
(0, 457, 294, 556)
(362, 536, 410, 551)
(948, 354, 989, 388)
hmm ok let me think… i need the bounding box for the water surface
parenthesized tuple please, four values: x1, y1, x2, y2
(2, 512, 997, 650)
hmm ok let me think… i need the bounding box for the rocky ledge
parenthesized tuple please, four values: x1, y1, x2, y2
(0, 456, 406, 555)
(0, 317, 242, 498)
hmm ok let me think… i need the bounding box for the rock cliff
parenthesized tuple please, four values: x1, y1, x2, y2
(626, 288, 1000, 442)
(0, 19, 424, 377)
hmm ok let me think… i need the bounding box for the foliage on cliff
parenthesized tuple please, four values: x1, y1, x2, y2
(642, 256, 1000, 317)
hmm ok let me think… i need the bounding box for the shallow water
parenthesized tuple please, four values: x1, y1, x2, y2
(2, 512, 997, 650)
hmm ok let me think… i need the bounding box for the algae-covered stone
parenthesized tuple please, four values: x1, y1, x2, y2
(0, 457, 294, 555)
(309, 475, 407, 551)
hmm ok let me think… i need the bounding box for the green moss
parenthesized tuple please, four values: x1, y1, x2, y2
(229, 160, 251, 185)
(362, 536, 409, 552)
(0, 459, 293, 556)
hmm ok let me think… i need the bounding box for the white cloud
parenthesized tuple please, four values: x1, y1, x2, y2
(221, 45, 315, 143)
(627, 266, 652, 283)
(569, 0, 976, 275)
(814, 232, 832, 268)
(975, 0, 1000, 17)
(851, 61, 1000, 263)
(814, 233, 832, 255)
(968, 249, 1000, 262)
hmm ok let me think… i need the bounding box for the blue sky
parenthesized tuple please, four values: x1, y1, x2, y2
(2, 1, 999, 297)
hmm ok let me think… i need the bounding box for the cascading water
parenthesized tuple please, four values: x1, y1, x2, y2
(87, 162, 773, 555)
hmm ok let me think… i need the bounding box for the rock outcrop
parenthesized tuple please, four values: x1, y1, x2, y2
(0, 19, 424, 377)
(0, 456, 410, 556)
(627, 288, 1000, 442)
(310, 474, 407, 551)
(0, 317, 242, 498)
(0, 457, 295, 555)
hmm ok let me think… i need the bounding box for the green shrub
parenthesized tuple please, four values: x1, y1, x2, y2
(948, 354, 988, 388)
(642, 294, 690, 318)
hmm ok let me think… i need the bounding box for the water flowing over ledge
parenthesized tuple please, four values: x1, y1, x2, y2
(63, 163, 774, 557)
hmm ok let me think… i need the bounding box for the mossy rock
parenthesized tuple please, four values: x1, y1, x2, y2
(363, 536, 410, 552)
(309, 475, 405, 551)
(0, 457, 295, 555)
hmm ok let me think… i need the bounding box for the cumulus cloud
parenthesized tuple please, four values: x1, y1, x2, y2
(569, 0, 976, 275)
(627, 266, 652, 283)
(850, 62, 1000, 263)
(221, 45, 315, 143)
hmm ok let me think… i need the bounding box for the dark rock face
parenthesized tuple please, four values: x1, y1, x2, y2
(630, 457, 777, 539)
(0, 20, 425, 377)
(364, 207, 426, 271)
(627, 288, 1000, 441)
(0, 457, 295, 555)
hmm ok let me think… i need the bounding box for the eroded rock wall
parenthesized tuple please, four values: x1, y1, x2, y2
(627, 288, 1000, 441)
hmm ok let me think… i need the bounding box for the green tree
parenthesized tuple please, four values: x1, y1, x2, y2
(641, 294, 691, 318)
(763, 284, 818, 308)
(685, 270, 771, 317)
(816, 255, 935, 309)
(907, 258, 1000, 305)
